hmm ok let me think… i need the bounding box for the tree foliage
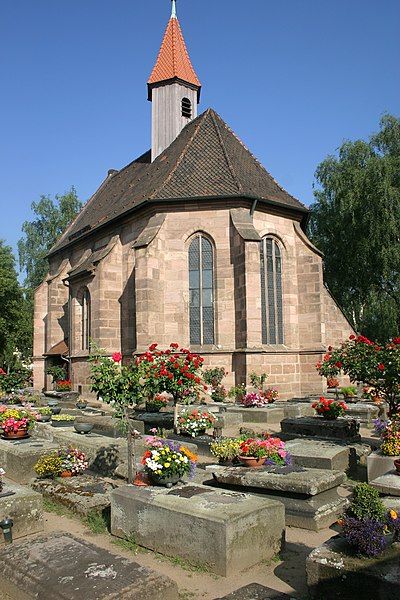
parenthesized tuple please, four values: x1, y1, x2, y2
(18, 188, 82, 291)
(308, 114, 400, 341)
(0, 241, 31, 366)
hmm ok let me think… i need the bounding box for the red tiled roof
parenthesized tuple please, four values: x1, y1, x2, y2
(148, 15, 201, 90)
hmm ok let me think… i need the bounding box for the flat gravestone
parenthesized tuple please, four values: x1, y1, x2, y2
(281, 417, 360, 442)
(216, 583, 292, 599)
(0, 438, 58, 484)
(226, 406, 285, 424)
(0, 532, 178, 599)
(370, 472, 400, 496)
(212, 465, 346, 496)
(285, 438, 350, 471)
(111, 483, 285, 576)
(0, 480, 43, 542)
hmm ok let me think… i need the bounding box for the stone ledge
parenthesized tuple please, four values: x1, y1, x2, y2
(0, 480, 43, 543)
(370, 472, 400, 497)
(0, 438, 59, 484)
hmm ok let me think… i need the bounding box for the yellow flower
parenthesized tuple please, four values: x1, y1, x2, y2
(164, 462, 170, 468)
(390, 509, 398, 520)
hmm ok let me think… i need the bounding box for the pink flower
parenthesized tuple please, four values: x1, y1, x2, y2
(112, 352, 122, 363)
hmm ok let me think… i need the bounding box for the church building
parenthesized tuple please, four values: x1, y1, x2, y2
(33, 1, 353, 399)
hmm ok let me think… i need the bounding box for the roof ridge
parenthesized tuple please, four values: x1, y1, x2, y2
(150, 111, 210, 199)
(210, 110, 243, 194)
(214, 111, 307, 209)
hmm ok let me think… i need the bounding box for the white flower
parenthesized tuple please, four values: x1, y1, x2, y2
(145, 459, 160, 472)
(0, 468, 5, 477)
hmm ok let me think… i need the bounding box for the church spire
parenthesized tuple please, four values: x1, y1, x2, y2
(148, 1, 201, 161)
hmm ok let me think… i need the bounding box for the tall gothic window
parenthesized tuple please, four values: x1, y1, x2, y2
(260, 237, 284, 345)
(189, 235, 214, 345)
(81, 288, 91, 351)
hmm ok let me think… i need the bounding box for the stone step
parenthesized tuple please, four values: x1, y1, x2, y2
(0, 532, 178, 599)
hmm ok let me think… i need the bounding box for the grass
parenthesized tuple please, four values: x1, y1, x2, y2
(111, 533, 140, 554)
(42, 497, 76, 518)
(43, 498, 109, 534)
(156, 552, 211, 574)
(84, 510, 109, 534)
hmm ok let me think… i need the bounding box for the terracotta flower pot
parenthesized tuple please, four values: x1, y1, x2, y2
(2, 427, 29, 439)
(239, 456, 266, 468)
(60, 471, 72, 478)
(394, 459, 400, 475)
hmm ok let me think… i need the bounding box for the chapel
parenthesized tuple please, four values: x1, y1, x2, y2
(33, 1, 353, 398)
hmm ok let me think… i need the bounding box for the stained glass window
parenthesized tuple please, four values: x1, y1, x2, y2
(189, 235, 215, 345)
(260, 238, 284, 345)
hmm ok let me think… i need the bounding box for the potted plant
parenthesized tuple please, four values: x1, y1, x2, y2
(312, 397, 348, 420)
(145, 393, 169, 413)
(340, 386, 358, 400)
(380, 420, 400, 459)
(47, 365, 67, 390)
(76, 399, 88, 410)
(55, 379, 72, 392)
(0, 406, 36, 439)
(240, 389, 279, 408)
(210, 438, 241, 465)
(177, 409, 216, 437)
(58, 447, 88, 477)
(238, 436, 291, 468)
(34, 453, 64, 478)
(51, 414, 76, 427)
(327, 377, 340, 389)
(36, 406, 52, 422)
(203, 367, 228, 403)
(228, 383, 247, 403)
(141, 437, 197, 487)
(338, 483, 400, 557)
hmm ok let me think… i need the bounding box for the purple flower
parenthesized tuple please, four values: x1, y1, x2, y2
(343, 517, 387, 557)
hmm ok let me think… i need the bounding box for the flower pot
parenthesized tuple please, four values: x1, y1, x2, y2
(60, 470, 72, 478)
(51, 420, 74, 428)
(148, 472, 182, 488)
(51, 406, 61, 415)
(74, 422, 94, 435)
(2, 427, 29, 440)
(238, 456, 266, 468)
(394, 459, 400, 475)
(38, 414, 51, 423)
(76, 401, 88, 410)
(145, 402, 162, 413)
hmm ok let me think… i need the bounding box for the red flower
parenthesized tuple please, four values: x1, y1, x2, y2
(349, 334, 355, 340)
(377, 363, 385, 372)
(112, 352, 122, 363)
(335, 361, 343, 368)
(149, 343, 158, 351)
(170, 343, 179, 349)
(0, 368, 5, 375)
(392, 337, 400, 345)
(328, 346, 332, 352)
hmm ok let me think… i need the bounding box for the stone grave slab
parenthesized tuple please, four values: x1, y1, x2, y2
(280, 417, 361, 442)
(211, 466, 347, 530)
(283, 402, 315, 419)
(0, 480, 43, 543)
(285, 439, 350, 471)
(0, 532, 178, 599)
(367, 450, 399, 482)
(134, 411, 174, 433)
(0, 438, 58, 484)
(370, 471, 400, 496)
(344, 403, 379, 426)
(216, 583, 292, 599)
(307, 536, 400, 600)
(32, 474, 117, 516)
(111, 483, 285, 576)
(226, 406, 285, 424)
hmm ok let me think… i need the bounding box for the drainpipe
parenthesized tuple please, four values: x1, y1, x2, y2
(250, 199, 258, 216)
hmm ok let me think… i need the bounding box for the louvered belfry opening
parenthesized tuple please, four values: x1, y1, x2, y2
(189, 235, 215, 345)
(260, 238, 284, 345)
(182, 97, 192, 118)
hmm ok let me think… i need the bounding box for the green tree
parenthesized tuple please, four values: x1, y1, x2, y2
(0, 241, 28, 367)
(18, 187, 82, 291)
(308, 114, 400, 341)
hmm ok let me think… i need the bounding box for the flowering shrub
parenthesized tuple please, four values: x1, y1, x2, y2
(380, 420, 400, 456)
(136, 344, 205, 403)
(59, 447, 88, 475)
(241, 389, 278, 408)
(34, 453, 63, 478)
(239, 436, 290, 465)
(312, 397, 348, 420)
(327, 377, 340, 388)
(316, 335, 400, 415)
(210, 438, 241, 462)
(339, 483, 400, 557)
(0, 368, 31, 394)
(203, 367, 228, 403)
(178, 409, 216, 437)
(55, 379, 72, 392)
(141, 437, 197, 480)
(0, 406, 36, 433)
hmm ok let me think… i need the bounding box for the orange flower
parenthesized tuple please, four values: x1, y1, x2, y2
(390, 509, 398, 520)
(180, 446, 198, 462)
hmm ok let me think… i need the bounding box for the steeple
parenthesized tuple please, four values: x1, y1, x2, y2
(148, 1, 201, 161)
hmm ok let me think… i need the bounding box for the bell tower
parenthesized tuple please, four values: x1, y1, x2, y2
(148, 0, 201, 161)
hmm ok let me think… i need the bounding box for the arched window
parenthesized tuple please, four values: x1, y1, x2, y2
(189, 235, 214, 345)
(182, 97, 192, 119)
(260, 237, 284, 345)
(81, 288, 91, 351)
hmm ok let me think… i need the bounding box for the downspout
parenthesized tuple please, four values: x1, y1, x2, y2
(250, 199, 258, 216)
(62, 279, 72, 370)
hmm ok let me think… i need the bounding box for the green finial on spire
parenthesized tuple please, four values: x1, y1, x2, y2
(171, 0, 177, 18)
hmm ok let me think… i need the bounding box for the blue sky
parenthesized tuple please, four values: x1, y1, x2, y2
(1, 0, 399, 268)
